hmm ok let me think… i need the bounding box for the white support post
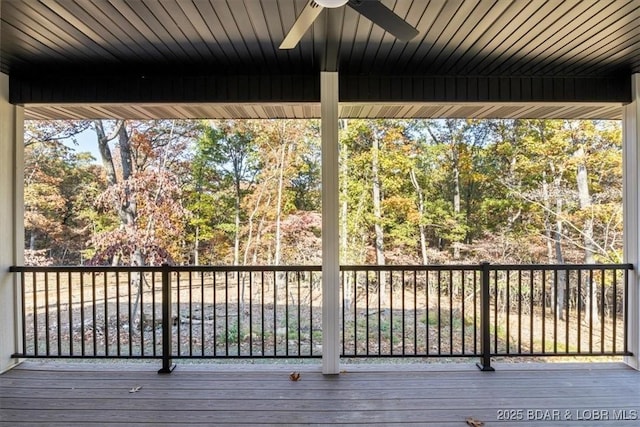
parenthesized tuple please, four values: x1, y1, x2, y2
(0, 71, 25, 373)
(321, 71, 340, 375)
(623, 73, 640, 370)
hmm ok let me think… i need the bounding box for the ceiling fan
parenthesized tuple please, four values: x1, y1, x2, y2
(279, 0, 419, 49)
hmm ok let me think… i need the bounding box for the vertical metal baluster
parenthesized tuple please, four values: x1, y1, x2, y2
(297, 271, 301, 356)
(353, 269, 357, 356)
(565, 268, 570, 354)
(237, 270, 241, 357)
(390, 270, 394, 356)
(589, 269, 594, 353)
(250, 271, 254, 356)
(176, 271, 181, 357)
(309, 271, 313, 356)
(68, 271, 73, 356)
(285, 270, 289, 357)
(577, 270, 582, 353)
(145, 271, 150, 357)
(91, 272, 97, 356)
(541, 270, 546, 354)
(273, 270, 277, 356)
(377, 270, 381, 356)
(461, 270, 466, 355)
(213, 271, 217, 356)
(496, 269, 500, 353)
(32, 271, 39, 356)
(364, 269, 369, 356)
(553, 269, 557, 354)
(140, 271, 145, 357)
(80, 272, 85, 356)
(21, 272, 27, 356)
(529, 271, 534, 354)
(127, 271, 132, 356)
(612, 269, 618, 354)
(437, 270, 441, 355)
(115, 272, 120, 356)
(401, 270, 406, 356)
(188, 271, 192, 357)
(413, 270, 417, 355)
(449, 270, 453, 355)
(506, 270, 510, 354)
(225, 271, 229, 356)
(600, 268, 606, 354)
(518, 270, 522, 354)
(56, 271, 61, 356)
(201, 271, 205, 357)
(342, 269, 346, 356)
(44, 271, 50, 356)
(103, 271, 108, 356)
(624, 267, 629, 355)
(261, 271, 265, 356)
(473, 270, 477, 355)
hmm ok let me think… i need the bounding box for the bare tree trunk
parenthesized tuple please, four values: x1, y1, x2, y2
(453, 165, 461, 259)
(410, 168, 429, 264)
(542, 170, 554, 263)
(575, 147, 598, 325)
(553, 173, 566, 321)
(94, 120, 147, 331)
(274, 141, 290, 266)
(243, 182, 268, 266)
(233, 180, 241, 267)
(371, 132, 386, 303)
(194, 226, 200, 265)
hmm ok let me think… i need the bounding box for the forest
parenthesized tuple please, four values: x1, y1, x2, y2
(24, 118, 623, 268)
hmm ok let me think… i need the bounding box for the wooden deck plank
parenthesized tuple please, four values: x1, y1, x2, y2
(1, 361, 639, 426)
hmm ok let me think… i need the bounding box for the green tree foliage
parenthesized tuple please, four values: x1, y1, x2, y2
(24, 122, 105, 264)
(24, 118, 623, 266)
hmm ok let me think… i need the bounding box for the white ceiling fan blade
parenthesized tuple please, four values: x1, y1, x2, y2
(280, 1, 324, 49)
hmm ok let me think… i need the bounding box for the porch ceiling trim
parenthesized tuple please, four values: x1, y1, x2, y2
(23, 101, 624, 121)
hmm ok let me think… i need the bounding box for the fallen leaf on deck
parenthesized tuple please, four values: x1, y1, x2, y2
(289, 372, 301, 381)
(129, 386, 142, 393)
(466, 417, 484, 427)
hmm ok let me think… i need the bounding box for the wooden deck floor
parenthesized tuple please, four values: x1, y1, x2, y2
(1, 361, 639, 426)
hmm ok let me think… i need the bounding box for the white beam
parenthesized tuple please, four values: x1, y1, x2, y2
(321, 71, 340, 375)
(623, 73, 640, 370)
(0, 71, 24, 373)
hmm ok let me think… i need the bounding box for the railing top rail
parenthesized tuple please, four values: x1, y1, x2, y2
(340, 264, 479, 272)
(485, 263, 634, 271)
(9, 263, 633, 273)
(9, 265, 323, 273)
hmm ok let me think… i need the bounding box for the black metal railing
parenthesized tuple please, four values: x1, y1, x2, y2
(10, 263, 633, 371)
(340, 265, 482, 358)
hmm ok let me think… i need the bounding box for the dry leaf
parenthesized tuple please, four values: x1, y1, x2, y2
(289, 372, 301, 381)
(466, 417, 484, 427)
(129, 386, 142, 393)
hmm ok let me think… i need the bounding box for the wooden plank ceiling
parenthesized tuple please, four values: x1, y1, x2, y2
(2, 0, 640, 120)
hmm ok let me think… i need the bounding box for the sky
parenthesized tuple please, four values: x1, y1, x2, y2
(63, 126, 102, 163)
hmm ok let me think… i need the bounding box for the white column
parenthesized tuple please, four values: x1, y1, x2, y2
(623, 73, 640, 370)
(321, 71, 340, 374)
(0, 72, 24, 373)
